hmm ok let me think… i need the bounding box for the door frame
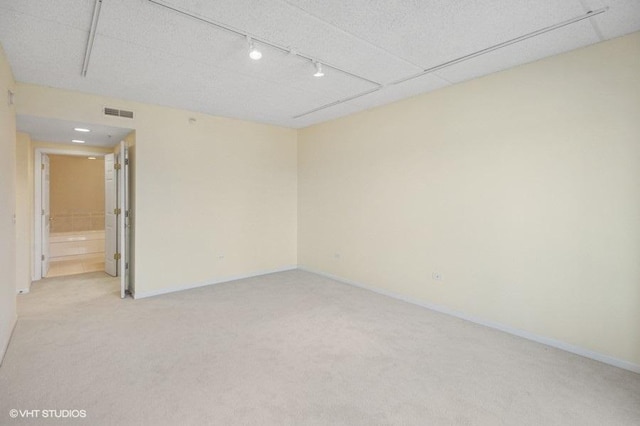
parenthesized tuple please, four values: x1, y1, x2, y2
(116, 140, 129, 298)
(33, 148, 107, 281)
(41, 154, 50, 278)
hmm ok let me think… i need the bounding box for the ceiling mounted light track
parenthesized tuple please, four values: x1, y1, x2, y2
(81, 0, 103, 77)
(146, 0, 381, 86)
(294, 7, 609, 119)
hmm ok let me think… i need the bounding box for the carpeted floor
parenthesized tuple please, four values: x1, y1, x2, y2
(1, 270, 639, 425)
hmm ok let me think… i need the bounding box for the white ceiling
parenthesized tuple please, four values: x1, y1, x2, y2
(16, 115, 132, 147)
(0, 0, 638, 128)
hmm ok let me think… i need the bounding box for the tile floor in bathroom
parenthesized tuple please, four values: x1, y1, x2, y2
(47, 253, 105, 278)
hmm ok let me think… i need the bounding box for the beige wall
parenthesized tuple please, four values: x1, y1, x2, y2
(298, 33, 640, 366)
(49, 154, 105, 232)
(16, 84, 298, 297)
(0, 43, 17, 363)
(15, 132, 32, 292)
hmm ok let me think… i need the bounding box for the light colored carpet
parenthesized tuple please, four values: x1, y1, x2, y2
(1, 270, 638, 425)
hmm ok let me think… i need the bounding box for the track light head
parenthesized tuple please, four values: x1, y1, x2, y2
(313, 62, 324, 77)
(247, 36, 262, 60)
(249, 46, 262, 60)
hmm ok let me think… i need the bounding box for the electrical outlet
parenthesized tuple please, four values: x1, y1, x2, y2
(432, 272, 443, 281)
(334, 252, 341, 259)
(217, 254, 225, 260)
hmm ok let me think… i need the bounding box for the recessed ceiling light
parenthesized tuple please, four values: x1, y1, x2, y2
(72, 140, 85, 144)
(88, 157, 96, 160)
(74, 127, 91, 132)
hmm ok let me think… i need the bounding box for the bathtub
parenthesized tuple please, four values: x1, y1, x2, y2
(49, 230, 105, 260)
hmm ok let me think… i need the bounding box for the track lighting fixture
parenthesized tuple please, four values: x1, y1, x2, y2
(247, 36, 262, 60)
(313, 62, 324, 77)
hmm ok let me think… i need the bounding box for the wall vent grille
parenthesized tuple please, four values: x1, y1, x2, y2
(104, 107, 134, 119)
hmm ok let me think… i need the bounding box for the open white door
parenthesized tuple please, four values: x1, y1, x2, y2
(104, 153, 117, 276)
(41, 154, 50, 277)
(117, 140, 129, 298)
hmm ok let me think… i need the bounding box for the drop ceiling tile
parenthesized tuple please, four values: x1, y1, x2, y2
(0, 0, 94, 31)
(284, 0, 591, 68)
(96, 0, 244, 66)
(0, 10, 88, 78)
(434, 20, 599, 84)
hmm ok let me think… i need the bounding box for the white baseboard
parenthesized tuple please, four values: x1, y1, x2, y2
(133, 265, 298, 299)
(0, 314, 18, 367)
(298, 266, 640, 374)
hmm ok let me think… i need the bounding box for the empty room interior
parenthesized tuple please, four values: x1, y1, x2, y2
(0, 1, 639, 425)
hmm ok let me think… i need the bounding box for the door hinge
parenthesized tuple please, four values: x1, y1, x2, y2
(114, 163, 122, 170)
(41, 254, 45, 261)
(114, 253, 121, 260)
(114, 208, 121, 215)
(125, 158, 129, 165)
(41, 163, 45, 170)
(41, 209, 45, 216)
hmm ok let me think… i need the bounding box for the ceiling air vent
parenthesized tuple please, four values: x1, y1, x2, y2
(104, 107, 134, 119)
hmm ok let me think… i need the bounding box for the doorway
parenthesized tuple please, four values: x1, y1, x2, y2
(34, 141, 131, 298)
(17, 115, 134, 298)
(44, 153, 106, 278)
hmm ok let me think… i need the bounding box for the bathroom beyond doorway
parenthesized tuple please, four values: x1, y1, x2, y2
(46, 154, 105, 278)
